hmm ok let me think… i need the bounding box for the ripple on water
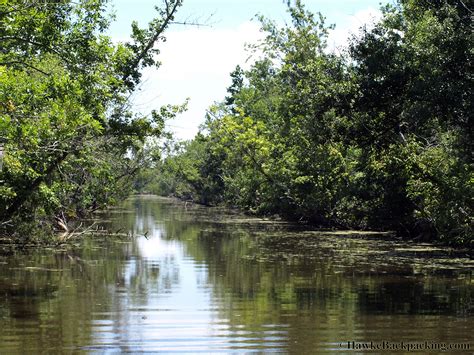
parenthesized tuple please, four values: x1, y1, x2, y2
(0, 196, 472, 353)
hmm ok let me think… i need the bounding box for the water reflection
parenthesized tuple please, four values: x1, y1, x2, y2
(0, 196, 472, 353)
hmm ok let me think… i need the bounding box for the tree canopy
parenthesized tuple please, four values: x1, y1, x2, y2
(148, 0, 472, 246)
(0, 0, 184, 240)
(1, 0, 471, 246)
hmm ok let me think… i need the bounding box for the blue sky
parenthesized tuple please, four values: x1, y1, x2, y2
(107, 0, 385, 140)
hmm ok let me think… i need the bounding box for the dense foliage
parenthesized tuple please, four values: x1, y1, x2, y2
(149, 1, 472, 245)
(0, 0, 183, 240)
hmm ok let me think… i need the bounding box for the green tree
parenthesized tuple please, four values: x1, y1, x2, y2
(347, 0, 472, 242)
(0, 0, 184, 238)
(146, 0, 472, 246)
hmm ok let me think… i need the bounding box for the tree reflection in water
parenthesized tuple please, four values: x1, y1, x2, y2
(0, 196, 472, 353)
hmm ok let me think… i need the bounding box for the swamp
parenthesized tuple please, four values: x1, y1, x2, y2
(0, 0, 472, 352)
(0, 196, 472, 352)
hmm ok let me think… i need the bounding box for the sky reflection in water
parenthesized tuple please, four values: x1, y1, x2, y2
(0, 196, 472, 353)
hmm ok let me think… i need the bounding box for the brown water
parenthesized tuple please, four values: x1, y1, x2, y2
(0, 196, 472, 353)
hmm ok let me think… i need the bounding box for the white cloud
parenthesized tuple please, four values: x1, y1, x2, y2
(132, 21, 263, 140)
(327, 7, 382, 53)
(130, 7, 382, 141)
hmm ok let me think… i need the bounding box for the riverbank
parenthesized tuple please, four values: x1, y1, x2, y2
(154, 194, 473, 250)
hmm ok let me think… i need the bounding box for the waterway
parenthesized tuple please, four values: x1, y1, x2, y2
(0, 196, 472, 353)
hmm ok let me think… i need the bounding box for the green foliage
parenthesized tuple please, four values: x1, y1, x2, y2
(145, 133, 225, 206)
(152, 1, 472, 246)
(0, 0, 183, 239)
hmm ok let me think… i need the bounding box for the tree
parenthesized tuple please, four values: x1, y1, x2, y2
(151, 0, 472, 245)
(347, 0, 472, 242)
(0, 0, 184, 238)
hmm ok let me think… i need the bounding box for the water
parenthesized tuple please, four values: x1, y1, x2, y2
(0, 196, 472, 353)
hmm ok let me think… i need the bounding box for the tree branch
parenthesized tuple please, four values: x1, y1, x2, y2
(0, 35, 69, 62)
(123, 0, 181, 81)
(0, 61, 51, 76)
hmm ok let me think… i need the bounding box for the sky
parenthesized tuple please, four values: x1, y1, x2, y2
(107, 0, 385, 140)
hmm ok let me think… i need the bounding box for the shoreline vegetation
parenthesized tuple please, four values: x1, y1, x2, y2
(0, 0, 186, 243)
(138, 2, 472, 247)
(1, 1, 472, 248)
(0, 194, 471, 257)
(143, 195, 473, 252)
